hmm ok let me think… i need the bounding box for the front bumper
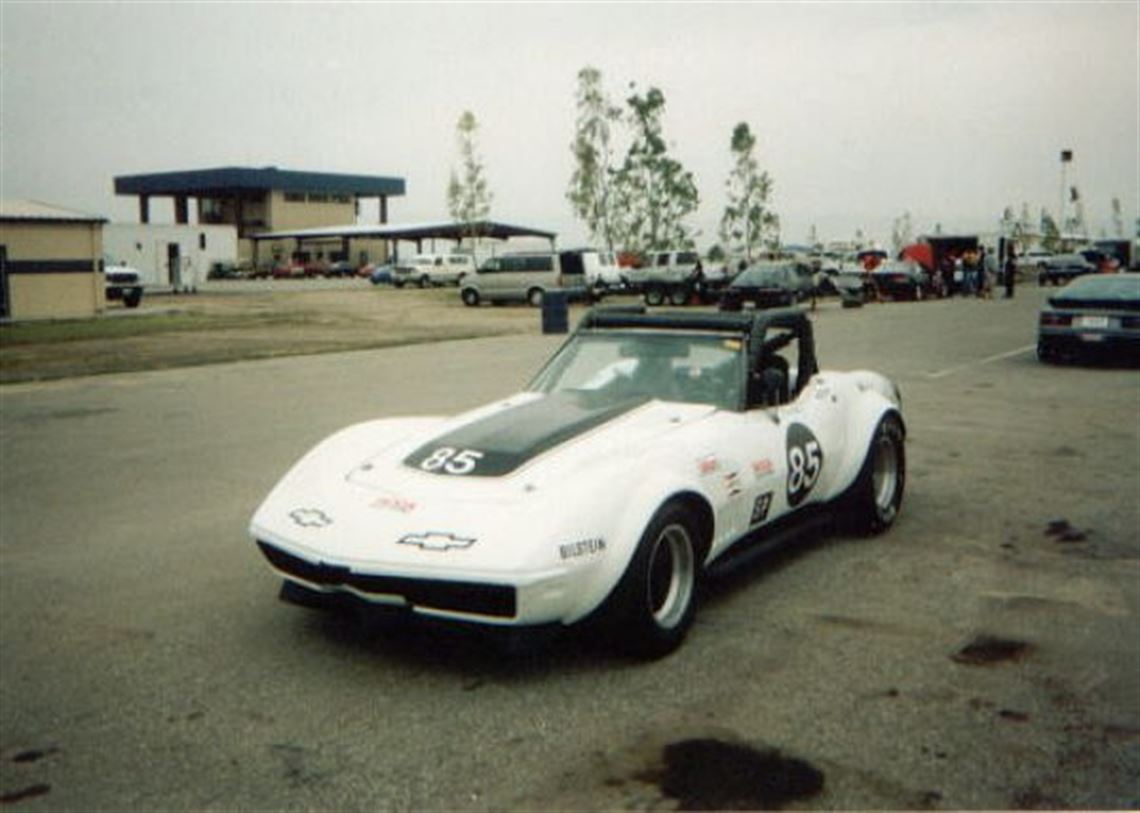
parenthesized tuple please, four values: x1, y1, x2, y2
(256, 540, 577, 626)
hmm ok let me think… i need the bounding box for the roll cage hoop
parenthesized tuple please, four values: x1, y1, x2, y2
(575, 305, 819, 409)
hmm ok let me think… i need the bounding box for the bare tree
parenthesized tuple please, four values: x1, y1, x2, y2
(447, 110, 493, 243)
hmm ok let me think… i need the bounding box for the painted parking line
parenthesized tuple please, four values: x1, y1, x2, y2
(926, 344, 1036, 379)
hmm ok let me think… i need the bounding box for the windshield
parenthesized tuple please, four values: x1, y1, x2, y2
(733, 266, 789, 287)
(529, 330, 746, 410)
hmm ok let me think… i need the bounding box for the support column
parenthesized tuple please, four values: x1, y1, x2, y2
(379, 196, 388, 224)
(174, 195, 189, 224)
(138, 195, 150, 224)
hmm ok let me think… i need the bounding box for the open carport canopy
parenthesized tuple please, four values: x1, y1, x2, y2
(252, 220, 557, 244)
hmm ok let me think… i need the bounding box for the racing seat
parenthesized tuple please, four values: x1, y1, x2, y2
(750, 354, 789, 407)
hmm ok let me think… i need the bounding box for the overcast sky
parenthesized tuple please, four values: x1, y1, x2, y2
(2, 2, 1137, 249)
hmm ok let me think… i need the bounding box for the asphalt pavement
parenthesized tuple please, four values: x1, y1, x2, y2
(1, 287, 1137, 810)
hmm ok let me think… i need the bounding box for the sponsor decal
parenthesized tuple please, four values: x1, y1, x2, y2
(559, 538, 606, 560)
(398, 531, 476, 552)
(698, 455, 720, 475)
(751, 458, 775, 478)
(372, 495, 417, 513)
(751, 491, 773, 525)
(289, 508, 333, 528)
(723, 470, 743, 498)
(786, 423, 824, 507)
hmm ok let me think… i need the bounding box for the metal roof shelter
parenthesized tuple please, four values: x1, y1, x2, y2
(252, 219, 557, 258)
(113, 166, 406, 225)
(0, 200, 106, 224)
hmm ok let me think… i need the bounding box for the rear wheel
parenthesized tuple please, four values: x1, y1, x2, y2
(668, 286, 690, 306)
(842, 414, 905, 535)
(418, 275, 430, 289)
(527, 288, 544, 307)
(596, 501, 701, 659)
(644, 286, 665, 306)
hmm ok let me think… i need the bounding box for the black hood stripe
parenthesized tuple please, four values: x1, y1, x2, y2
(404, 392, 648, 477)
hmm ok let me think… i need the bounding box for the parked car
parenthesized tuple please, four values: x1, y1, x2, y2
(559, 248, 623, 293)
(1037, 253, 1097, 286)
(393, 254, 476, 288)
(327, 261, 359, 278)
(871, 260, 938, 301)
(104, 264, 143, 308)
(624, 249, 702, 292)
(271, 261, 306, 279)
(460, 252, 585, 307)
(1037, 272, 1140, 364)
(207, 261, 250, 280)
(721, 263, 813, 310)
(250, 306, 905, 657)
(368, 263, 395, 286)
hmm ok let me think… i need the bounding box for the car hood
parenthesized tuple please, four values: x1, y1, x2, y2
(252, 392, 718, 571)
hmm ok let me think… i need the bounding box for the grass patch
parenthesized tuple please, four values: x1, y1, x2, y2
(0, 310, 316, 346)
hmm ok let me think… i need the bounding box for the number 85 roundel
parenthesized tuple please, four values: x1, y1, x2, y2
(786, 423, 823, 507)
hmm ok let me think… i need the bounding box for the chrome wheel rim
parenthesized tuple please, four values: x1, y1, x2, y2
(872, 434, 899, 519)
(646, 524, 695, 629)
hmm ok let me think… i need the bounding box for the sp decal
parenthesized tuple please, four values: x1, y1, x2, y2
(289, 508, 333, 528)
(398, 531, 476, 552)
(786, 423, 824, 507)
(750, 492, 773, 526)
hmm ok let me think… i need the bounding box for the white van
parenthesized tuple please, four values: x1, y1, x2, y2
(460, 252, 585, 307)
(560, 248, 623, 291)
(392, 253, 476, 288)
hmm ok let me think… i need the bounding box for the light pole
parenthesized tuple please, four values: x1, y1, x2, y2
(1059, 149, 1073, 240)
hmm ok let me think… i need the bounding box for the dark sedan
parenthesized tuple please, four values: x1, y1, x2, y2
(871, 260, 938, 301)
(721, 263, 812, 310)
(1037, 272, 1140, 364)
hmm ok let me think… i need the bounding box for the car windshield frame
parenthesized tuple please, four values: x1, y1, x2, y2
(528, 328, 748, 411)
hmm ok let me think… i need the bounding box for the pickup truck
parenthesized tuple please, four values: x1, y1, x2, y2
(104, 264, 143, 308)
(624, 250, 731, 306)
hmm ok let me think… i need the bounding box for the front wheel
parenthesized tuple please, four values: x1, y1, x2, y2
(596, 501, 701, 659)
(461, 288, 480, 307)
(418, 275, 430, 289)
(527, 288, 544, 307)
(644, 286, 665, 307)
(842, 414, 905, 535)
(668, 286, 690, 306)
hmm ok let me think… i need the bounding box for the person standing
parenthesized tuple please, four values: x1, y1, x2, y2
(1004, 246, 1017, 299)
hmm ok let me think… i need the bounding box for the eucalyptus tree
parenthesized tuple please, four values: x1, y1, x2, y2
(613, 85, 699, 253)
(446, 110, 493, 242)
(719, 122, 778, 261)
(567, 67, 624, 250)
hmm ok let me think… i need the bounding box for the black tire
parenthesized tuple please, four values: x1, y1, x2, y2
(527, 288, 544, 307)
(644, 286, 665, 307)
(123, 288, 142, 308)
(913, 284, 924, 302)
(418, 275, 430, 289)
(461, 288, 480, 307)
(393, 280, 405, 289)
(1037, 340, 1060, 364)
(597, 501, 702, 659)
(842, 414, 905, 535)
(668, 286, 690, 306)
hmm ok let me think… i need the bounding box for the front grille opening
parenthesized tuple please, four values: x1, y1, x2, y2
(257, 541, 516, 618)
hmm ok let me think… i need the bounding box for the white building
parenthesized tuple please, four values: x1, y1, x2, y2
(102, 223, 238, 289)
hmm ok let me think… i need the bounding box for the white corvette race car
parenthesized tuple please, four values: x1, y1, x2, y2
(251, 307, 905, 657)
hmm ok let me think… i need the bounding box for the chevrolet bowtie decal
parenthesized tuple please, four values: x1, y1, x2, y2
(398, 531, 476, 552)
(289, 508, 333, 528)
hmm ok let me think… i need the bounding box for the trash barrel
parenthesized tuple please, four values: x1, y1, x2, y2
(541, 289, 569, 334)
